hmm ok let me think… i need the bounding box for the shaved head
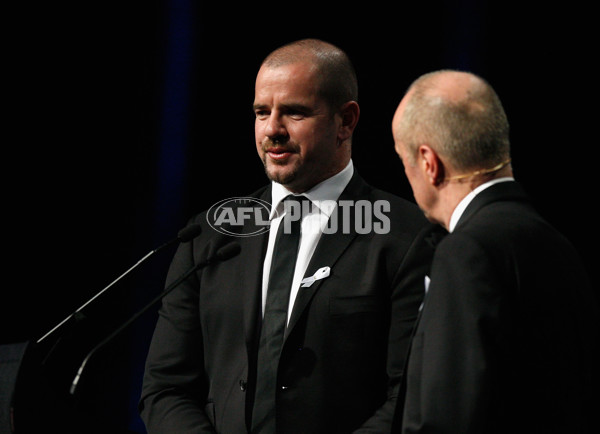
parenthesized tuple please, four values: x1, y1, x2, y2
(260, 39, 358, 111)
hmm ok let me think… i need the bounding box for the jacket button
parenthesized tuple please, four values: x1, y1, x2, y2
(239, 380, 247, 391)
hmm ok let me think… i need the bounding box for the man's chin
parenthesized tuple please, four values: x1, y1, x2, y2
(265, 167, 294, 185)
(264, 161, 299, 185)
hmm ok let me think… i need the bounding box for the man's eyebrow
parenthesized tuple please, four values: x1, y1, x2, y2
(252, 103, 313, 113)
(282, 103, 312, 113)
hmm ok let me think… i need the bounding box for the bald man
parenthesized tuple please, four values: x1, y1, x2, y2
(390, 70, 598, 433)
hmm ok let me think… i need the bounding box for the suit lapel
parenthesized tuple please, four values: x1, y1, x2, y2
(241, 188, 271, 352)
(283, 173, 367, 341)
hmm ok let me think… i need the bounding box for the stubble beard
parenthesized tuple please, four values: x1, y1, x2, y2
(262, 155, 301, 186)
(260, 139, 302, 186)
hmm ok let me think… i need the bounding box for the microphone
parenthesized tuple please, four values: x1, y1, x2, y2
(69, 241, 241, 395)
(214, 241, 241, 261)
(37, 224, 202, 344)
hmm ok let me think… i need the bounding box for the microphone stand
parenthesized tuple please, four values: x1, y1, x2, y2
(69, 242, 240, 395)
(37, 224, 201, 345)
(37, 250, 156, 345)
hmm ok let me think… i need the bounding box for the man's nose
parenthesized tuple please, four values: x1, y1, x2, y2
(264, 113, 287, 139)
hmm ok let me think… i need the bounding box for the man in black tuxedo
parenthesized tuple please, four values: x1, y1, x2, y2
(139, 39, 435, 433)
(391, 70, 598, 433)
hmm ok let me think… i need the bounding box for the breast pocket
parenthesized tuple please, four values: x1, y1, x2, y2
(328, 294, 388, 354)
(329, 294, 384, 316)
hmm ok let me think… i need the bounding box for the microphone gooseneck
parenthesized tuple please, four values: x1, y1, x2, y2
(70, 241, 241, 395)
(37, 224, 202, 345)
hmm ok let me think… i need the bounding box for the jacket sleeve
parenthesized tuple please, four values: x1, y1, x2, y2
(355, 224, 438, 432)
(139, 239, 217, 433)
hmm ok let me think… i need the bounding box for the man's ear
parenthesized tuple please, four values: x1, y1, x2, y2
(418, 144, 445, 186)
(337, 101, 360, 143)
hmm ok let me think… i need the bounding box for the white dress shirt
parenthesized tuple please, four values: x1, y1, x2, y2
(261, 160, 354, 322)
(448, 177, 514, 232)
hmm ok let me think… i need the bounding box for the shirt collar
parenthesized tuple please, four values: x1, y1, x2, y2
(270, 159, 354, 219)
(448, 177, 514, 232)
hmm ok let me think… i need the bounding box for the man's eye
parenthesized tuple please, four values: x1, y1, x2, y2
(288, 111, 305, 120)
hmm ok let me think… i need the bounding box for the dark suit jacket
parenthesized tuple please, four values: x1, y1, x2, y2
(139, 172, 435, 433)
(394, 181, 598, 433)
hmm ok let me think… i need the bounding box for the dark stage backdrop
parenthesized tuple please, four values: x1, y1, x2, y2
(4, 1, 596, 432)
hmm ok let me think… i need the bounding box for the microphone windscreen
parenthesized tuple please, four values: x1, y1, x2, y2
(216, 242, 241, 261)
(177, 224, 202, 242)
